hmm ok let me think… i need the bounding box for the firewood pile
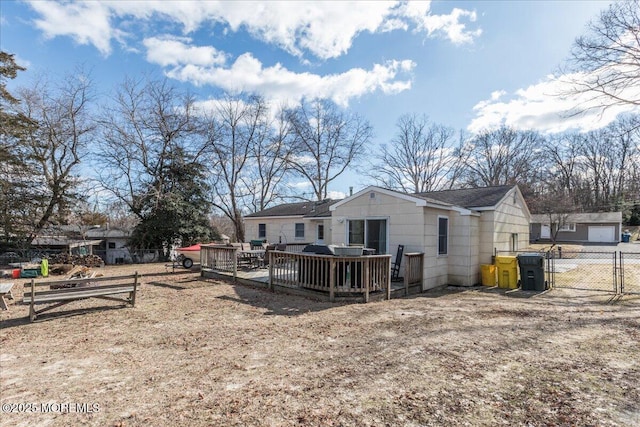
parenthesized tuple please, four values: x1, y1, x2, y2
(50, 265, 100, 288)
(47, 253, 104, 267)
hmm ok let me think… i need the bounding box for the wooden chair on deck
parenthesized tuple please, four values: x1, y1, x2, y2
(391, 245, 404, 281)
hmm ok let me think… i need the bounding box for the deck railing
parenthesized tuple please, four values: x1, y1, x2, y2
(201, 244, 392, 302)
(280, 243, 309, 253)
(201, 244, 238, 281)
(403, 252, 424, 294)
(268, 251, 392, 302)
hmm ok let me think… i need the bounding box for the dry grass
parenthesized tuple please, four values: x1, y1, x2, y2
(1, 263, 639, 426)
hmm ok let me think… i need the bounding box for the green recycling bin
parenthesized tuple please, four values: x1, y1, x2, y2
(517, 253, 546, 291)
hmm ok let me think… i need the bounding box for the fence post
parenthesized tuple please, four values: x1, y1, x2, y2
(404, 256, 409, 296)
(386, 256, 392, 300)
(329, 258, 335, 302)
(269, 251, 274, 292)
(618, 251, 623, 294)
(364, 259, 370, 303)
(232, 248, 237, 283)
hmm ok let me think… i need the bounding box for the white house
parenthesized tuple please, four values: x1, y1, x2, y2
(86, 227, 133, 264)
(330, 185, 530, 289)
(244, 185, 530, 290)
(244, 199, 337, 246)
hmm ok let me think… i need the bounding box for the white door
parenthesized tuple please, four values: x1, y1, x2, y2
(540, 224, 551, 239)
(588, 226, 616, 243)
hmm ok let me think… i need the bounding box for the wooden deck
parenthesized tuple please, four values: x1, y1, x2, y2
(200, 245, 425, 302)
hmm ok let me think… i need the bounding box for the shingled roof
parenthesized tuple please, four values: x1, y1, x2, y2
(415, 185, 515, 209)
(245, 199, 338, 218)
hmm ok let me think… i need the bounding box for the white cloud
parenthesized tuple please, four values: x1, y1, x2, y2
(468, 69, 640, 134)
(25, 1, 478, 108)
(155, 41, 415, 107)
(144, 36, 227, 67)
(28, 1, 119, 56)
(402, 4, 482, 44)
(490, 90, 505, 101)
(327, 190, 347, 200)
(27, 1, 482, 60)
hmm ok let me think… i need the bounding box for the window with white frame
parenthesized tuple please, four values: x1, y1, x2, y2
(317, 224, 325, 242)
(347, 219, 387, 254)
(438, 216, 448, 255)
(348, 220, 365, 245)
(558, 223, 576, 232)
(258, 223, 266, 239)
(295, 223, 305, 239)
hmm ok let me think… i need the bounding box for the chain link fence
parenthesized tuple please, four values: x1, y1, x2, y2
(620, 252, 640, 294)
(495, 249, 638, 295)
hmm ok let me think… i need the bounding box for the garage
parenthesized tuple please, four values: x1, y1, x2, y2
(588, 226, 616, 243)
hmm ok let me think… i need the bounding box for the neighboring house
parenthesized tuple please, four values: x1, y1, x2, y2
(29, 226, 134, 264)
(530, 212, 623, 243)
(330, 185, 530, 289)
(31, 225, 102, 256)
(86, 227, 133, 264)
(244, 199, 338, 245)
(31, 236, 101, 256)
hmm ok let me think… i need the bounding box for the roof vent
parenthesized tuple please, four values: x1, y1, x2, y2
(370, 192, 376, 199)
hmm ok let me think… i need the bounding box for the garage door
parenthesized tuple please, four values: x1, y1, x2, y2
(588, 226, 616, 243)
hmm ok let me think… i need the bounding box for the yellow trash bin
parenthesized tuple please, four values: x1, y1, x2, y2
(495, 256, 518, 289)
(480, 264, 497, 286)
(40, 258, 49, 277)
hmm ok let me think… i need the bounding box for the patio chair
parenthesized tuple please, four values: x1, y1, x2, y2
(391, 245, 404, 281)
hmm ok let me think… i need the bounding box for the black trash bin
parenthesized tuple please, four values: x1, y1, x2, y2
(517, 253, 546, 291)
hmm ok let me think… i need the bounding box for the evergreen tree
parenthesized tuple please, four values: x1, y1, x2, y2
(129, 148, 219, 254)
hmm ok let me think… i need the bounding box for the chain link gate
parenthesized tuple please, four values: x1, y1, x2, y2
(541, 250, 617, 293)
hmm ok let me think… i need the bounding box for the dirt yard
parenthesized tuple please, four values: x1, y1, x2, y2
(1, 263, 639, 426)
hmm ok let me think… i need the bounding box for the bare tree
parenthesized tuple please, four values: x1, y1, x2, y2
(529, 189, 578, 247)
(244, 105, 296, 212)
(14, 69, 95, 243)
(459, 126, 545, 189)
(565, 0, 640, 111)
(533, 115, 639, 218)
(97, 77, 215, 250)
(575, 116, 638, 211)
(97, 76, 206, 219)
(369, 114, 462, 193)
(203, 95, 270, 242)
(286, 99, 372, 201)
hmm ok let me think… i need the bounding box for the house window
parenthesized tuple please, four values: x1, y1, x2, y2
(317, 224, 325, 242)
(347, 219, 388, 254)
(438, 216, 448, 255)
(258, 223, 266, 239)
(108, 242, 116, 249)
(348, 220, 365, 245)
(295, 223, 305, 239)
(558, 223, 576, 232)
(511, 233, 518, 252)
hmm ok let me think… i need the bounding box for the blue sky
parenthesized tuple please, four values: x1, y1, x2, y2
(2, 0, 637, 199)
